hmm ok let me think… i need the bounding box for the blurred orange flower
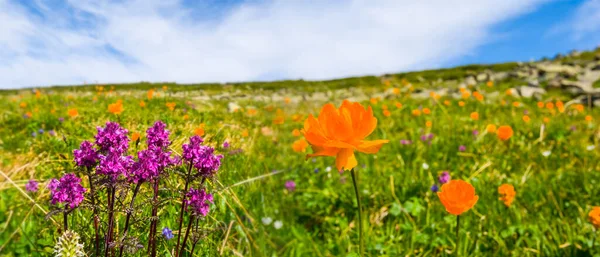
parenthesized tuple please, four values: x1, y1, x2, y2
(458, 101, 465, 107)
(162, 85, 168, 91)
(166, 102, 176, 111)
(470, 112, 479, 120)
(497, 125, 513, 141)
(183, 114, 189, 120)
(147, 89, 154, 100)
(437, 179, 478, 215)
(543, 117, 550, 123)
(425, 121, 432, 127)
(292, 129, 302, 137)
(392, 88, 401, 95)
(383, 109, 391, 117)
(292, 114, 304, 122)
(462, 92, 471, 99)
(574, 104, 584, 112)
(585, 115, 593, 122)
(512, 102, 520, 107)
(395, 102, 403, 109)
(108, 101, 123, 115)
(590, 207, 600, 229)
(382, 104, 388, 110)
(273, 109, 285, 125)
(443, 100, 451, 106)
(486, 124, 497, 133)
(194, 124, 205, 137)
(131, 132, 140, 142)
(422, 108, 431, 115)
(19, 102, 27, 108)
(486, 81, 493, 87)
(68, 108, 79, 118)
(247, 108, 258, 116)
(241, 129, 249, 137)
(292, 138, 309, 153)
(523, 115, 530, 123)
(537, 102, 544, 108)
(303, 100, 389, 171)
(370, 97, 379, 105)
(546, 102, 554, 109)
(284, 97, 291, 104)
(139, 101, 146, 107)
(412, 109, 421, 116)
(498, 184, 516, 207)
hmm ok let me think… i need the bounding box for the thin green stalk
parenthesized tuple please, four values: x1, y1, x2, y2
(63, 205, 68, 231)
(456, 215, 460, 256)
(350, 169, 363, 256)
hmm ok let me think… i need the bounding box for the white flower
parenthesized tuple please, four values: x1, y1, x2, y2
(422, 163, 429, 170)
(273, 220, 283, 229)
(325, 166, 332, 172)
(542, 151, 551, 157)
(587, 145, 596, 151)
(54, 230, 85, 257)
(261, 217, 273, 225)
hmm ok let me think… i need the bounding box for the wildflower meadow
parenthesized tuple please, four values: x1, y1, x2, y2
(2, 49, 600, 256)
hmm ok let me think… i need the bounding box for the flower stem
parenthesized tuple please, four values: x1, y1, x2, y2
(179, 215, 195, 256)
(456, 215, 461, 256)
(350, 168, 363, 256)
(63, 205, 68, 231)
(87, 172, 100, 257)
(105, 186, 116, 257)
(118, 183, 142, 257)
(148, 178, 160, 257)
(593, 228, 597, 250)
(174, 163, 193, 257)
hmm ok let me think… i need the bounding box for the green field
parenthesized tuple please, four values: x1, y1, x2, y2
(1, 51, 600, 257)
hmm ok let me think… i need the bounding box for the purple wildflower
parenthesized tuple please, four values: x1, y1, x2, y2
(73, 141, 99, 167)
(25, 179, 39, 192)
(438, 171, 451, 184)
(420, 135, 427, 142)
(222, 141, 230, 149)
(427, 133, 434, 140)
(96, 154, 133, 178)
(47, 179, 59, 191)
(162, 227, 174, 240)
(400, 139, 412, 145)
(523, 110, 529, 115)
(48, 130, 56, 136)
(38, 129, 44, 134)
(31, 132, 37, 137)
(185, 188, 213, 216)
(146, 121, 170, 149)
(430, 184, 439, 192)
(49, 173, 87, 209)
(285, 180, 296, 191)
(95, 122, 129, 155)
(472, 130, 479, 137)
(458, 145, 466, 152)
(182, 136, 223, 177)
(128, 149, 160, 183)
(58, 117, 64, 123)
(570, 125, 577, 131)
(314, 168, 320, 173)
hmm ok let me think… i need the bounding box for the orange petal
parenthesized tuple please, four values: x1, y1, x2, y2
(356, 139, 389, 154)
(306, 146, 339, 159)
(336, 148, 357, 171)
(323, 140, 355, 149)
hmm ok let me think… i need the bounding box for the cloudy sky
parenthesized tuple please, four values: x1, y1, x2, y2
(0, 0, 599, 89)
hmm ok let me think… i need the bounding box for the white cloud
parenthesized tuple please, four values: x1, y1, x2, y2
(570, 0, 600, 40)
(0, 0, 549, 89)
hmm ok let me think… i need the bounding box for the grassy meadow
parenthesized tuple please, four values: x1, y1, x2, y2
(1, 60, 600, 257)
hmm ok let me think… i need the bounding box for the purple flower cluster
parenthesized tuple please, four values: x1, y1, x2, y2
(26, 179, 39, 192)
(458, 145, 466, 152)
(285, 180, 296, 191)
(48, 173, 87, 208)
(420, 133, 434, 145)
(438, 171, 451, 184)
(73, 141, 100, 167)
(400, 139, 412, 145)
(128, 122, 178, 183)
(97, 154, 133, 178)
(182, 136, 223, 177)
(185, 188, 213, 216)
(95, 122, 129, 155)
(146, 121, 170, 149)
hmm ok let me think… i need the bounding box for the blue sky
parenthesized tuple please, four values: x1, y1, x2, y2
(0, 0, 599, 89)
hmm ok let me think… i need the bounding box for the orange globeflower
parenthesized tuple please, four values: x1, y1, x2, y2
(183, 114, 189, 120)
(512, 102, 520, 107)
(458, 101, 465, 107)
(194, 124, 205, 137)
(370, 98, 378, 105)
(523, 115, 531, 123)
(392, 88, 401, 95)
(543, 117, 550, 123)
(108, 101, 123, 115)
(546, 102, 554, 109)
(241, 129, 249, 137)
(292, 129, 302, 137)
(574, 104, 584, 112)
(590, 207, 600, 229)
(67, 108, 78, 118)
(412, 109, 421, 116)
(537, 102, 544, 108)
(131, 132, 141, 142)
(470, 112, 479, 120)
(585, 115, 593, 122)
(166, 102, 176, 111)
(497, 125, 513, 141)
(461, 92, 471, 99)
(498, 184, 516, 207)
(395, 102, 403, 109)
(437, 179, 479, 215)
(422, 108, 431, 115)
(425, 121, 432, 128)
(383, 109, 391, 117)
(303, 100, 389, 171)
(486, 124, 497, 133)
(139, 101, 146, 107)
(486, 81, 493, 87)
(292, 138, 309, 153)
(20, 102, 27, 108)
(147, 89, 154, 99)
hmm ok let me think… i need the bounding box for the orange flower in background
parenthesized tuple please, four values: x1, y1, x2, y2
(383, 109, 391, 117)
(24, 112, 32, 118)
(522, 115, 531, 123)
(556, 101, 564, 109)
(486, 81, 493, 87)
(458, 101, 465, 107)
(303, 100, 389, 171)
(108, 101, 123, 115)
(470, 112, 479, 120)
(20, 102, 27, 108)
(382, 104, 388, 110)
(131, 132, 140, 142)
(292, 114, 304, 122)
(546, 102, 554, 109)
(486, 124, 497, 133)
(147, 89, 154, 99)
(543, 117, 550, 123)
(247, 108, 258, 116)
(395, 102, 403, 109)
(505, 89, 512, 96)
(292, 129, 302, 137)
(166, 102, 176, 111)
(50, 109, 56, 114)
(273, 109, 285, 125)
(392, 88, 401, 95)
(437, 179, 479, 215)
(162, 85, 168, 91)
(590, 207, 600, 229)
(585, 115, 593, 122)
(498, 184, 516, 207)
(292, 138, 309, 153)
(35, 90, 41, 98)
(512, 102, 520, 107)
(497, 125, 513, 141)
(264, 105, 275, 112)
(537, 102, 544, 108)
(412, 109, 421, 116)
(139, 101, 146, 107)
(183, 114, 189, 120)
(241, 129, 249, 137)
(194, 124, 205, 137)
(443, 100, 451, 106)
(574, 104, 584, 112)
(459, 87, 467, 93)
(462, 92, 471, 99)
(425, 121, 432, 128)
(284, 97, 291, 104)
(370, 97, 379, 105)
(67, 108, 78, 118)
(474, 94, 484, 101)
(422, 108, 431, 115)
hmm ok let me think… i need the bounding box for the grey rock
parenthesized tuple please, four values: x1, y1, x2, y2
(518, 86, 546, 99)
(465, 76, 477, 86)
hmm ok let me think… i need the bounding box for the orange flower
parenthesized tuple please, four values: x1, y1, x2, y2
(50, 109, 56, 114)
(24, 112, 32, 118)
(264, 105, 275, 112)
(392, 88, 401, 95)
(292, 129, 302, 137)
(292, 138, 309, 153)
(543, 117, 550, 123)
(395, 102, 403, 109)
(303, 100, 389, 171)
(459, 87, 466, 93)
(194, 124, 205, 137)
(556, 101, 564, 109)
(67, 108, 78, 118)
(247, 108, 258, 116)
(273, 110, 285, 125)
(512, 102, 520, 107)
(383, 109, 391, 117)
(486, 124, 497, 133)
(470, 112, 479, 120)
(443, 100, 451, 106)
(497, 125, 513, 141)
(166, 102, 176, 111)
(35, 90, 41, 99)
(486, 81, 493, 87)
(292, 114, 304, 122)
(19, 102, 27, 108)
(505, 89, 512, 96)
(139, 101, 146, 107)
(108, 101, 123, 115)
(498, 184, 516, 207)
(574, 104, 584, 112)
(382, 104, 388, 110)
(425, 121, 432, 128)
(183, 114, 189, 120)
(412, 109, 421, 116)
(241, 129, 249, 137)
(147, 89, 154, 100)
(462, 92, 471, 99)
(422, 108, 431, 115)
(585, 115, 593, 122)
(162, 85, 168, 91)
(590, 207, 600, 229)
(131, 132, 140, 142)
(284, 97, 291, 104)
(545, 102, 554, 109)
(475, 94, 484, 101)
(458, 101, 465, 107)
(537, 102, 544, 108)
(522, 115, 530, 123)
(437, 179, 479, 215)
(370, 97, 379, 105)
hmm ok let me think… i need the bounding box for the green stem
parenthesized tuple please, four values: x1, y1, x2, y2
(350, 169, 363, 256)
(593, 228, 597, 250)
(456, 215, 460, 256)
